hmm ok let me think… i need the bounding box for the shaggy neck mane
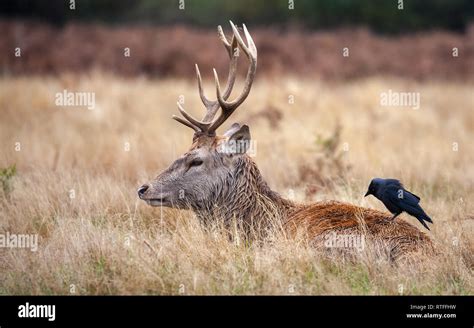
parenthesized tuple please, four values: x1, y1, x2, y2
(196, 155, 296, 226)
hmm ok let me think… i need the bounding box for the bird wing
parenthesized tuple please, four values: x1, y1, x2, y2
(384, 186, 432, 227)
(405, 190, 421, 201)
(379, 185, 403, 214)
(383, 185, 420, 206)
(384, 181, 420, 202)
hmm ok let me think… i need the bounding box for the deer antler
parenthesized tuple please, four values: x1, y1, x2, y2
(173, 21, 257, 137)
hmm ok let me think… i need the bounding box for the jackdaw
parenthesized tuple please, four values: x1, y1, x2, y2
(364, 178, 433, 230)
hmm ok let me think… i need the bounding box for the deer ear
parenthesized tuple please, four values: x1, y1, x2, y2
(223, 123, 242, 137)
(219, 124, 251, 155)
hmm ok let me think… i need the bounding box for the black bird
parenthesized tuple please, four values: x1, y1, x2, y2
(365, 178, 433, 230)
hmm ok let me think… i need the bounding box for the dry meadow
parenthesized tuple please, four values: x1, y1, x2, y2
(0, 74, 473, 294)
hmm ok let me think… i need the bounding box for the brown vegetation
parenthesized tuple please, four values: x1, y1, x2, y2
(1, 20, 474, 80)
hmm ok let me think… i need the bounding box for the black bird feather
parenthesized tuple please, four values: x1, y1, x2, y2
(365, 178, 433, 230)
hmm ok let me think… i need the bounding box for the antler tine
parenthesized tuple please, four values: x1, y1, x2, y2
(175, 102, 212, 133)
(172, 115, 199, 132)
(195, 64, 215, 109)
(216, 26, 239, 99)
(176, 26, 238, 135)
(208, 22, 257, 133)
(231, 22, 257, 59)
(217, 25, 234, 57)
(173, 22, 257, 136)
(196, 26, 239, 123)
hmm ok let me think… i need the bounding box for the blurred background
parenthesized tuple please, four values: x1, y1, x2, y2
(1, 0, 474, 79)
(3, 0, 474, 30)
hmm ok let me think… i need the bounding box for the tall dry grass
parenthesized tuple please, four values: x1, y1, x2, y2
(0, 74, 473, 294)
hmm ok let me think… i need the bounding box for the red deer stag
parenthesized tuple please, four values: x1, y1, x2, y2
(138, 22, 432, 260)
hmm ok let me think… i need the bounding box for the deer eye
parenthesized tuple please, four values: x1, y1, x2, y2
(189, 159, 203, 167)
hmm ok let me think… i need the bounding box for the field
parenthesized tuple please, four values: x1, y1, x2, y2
(0, 73, 473, 295)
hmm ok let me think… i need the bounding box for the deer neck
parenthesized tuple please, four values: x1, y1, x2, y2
(195, 155, 296, 225)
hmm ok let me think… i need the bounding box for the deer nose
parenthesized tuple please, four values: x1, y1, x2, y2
(137, 184, 149, 198)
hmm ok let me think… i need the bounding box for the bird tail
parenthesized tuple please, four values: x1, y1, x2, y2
(421, 211, 433, 223)
(419, 218, 430, 230)
(418, 212, 433, 230)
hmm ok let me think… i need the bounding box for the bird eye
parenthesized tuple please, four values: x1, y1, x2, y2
(190, 159, 203, 167)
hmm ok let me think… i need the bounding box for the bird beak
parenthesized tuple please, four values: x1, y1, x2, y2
(364, 190, 370, 197)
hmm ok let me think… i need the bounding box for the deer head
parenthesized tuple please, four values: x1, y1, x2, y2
(138, 22, 258, 213)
